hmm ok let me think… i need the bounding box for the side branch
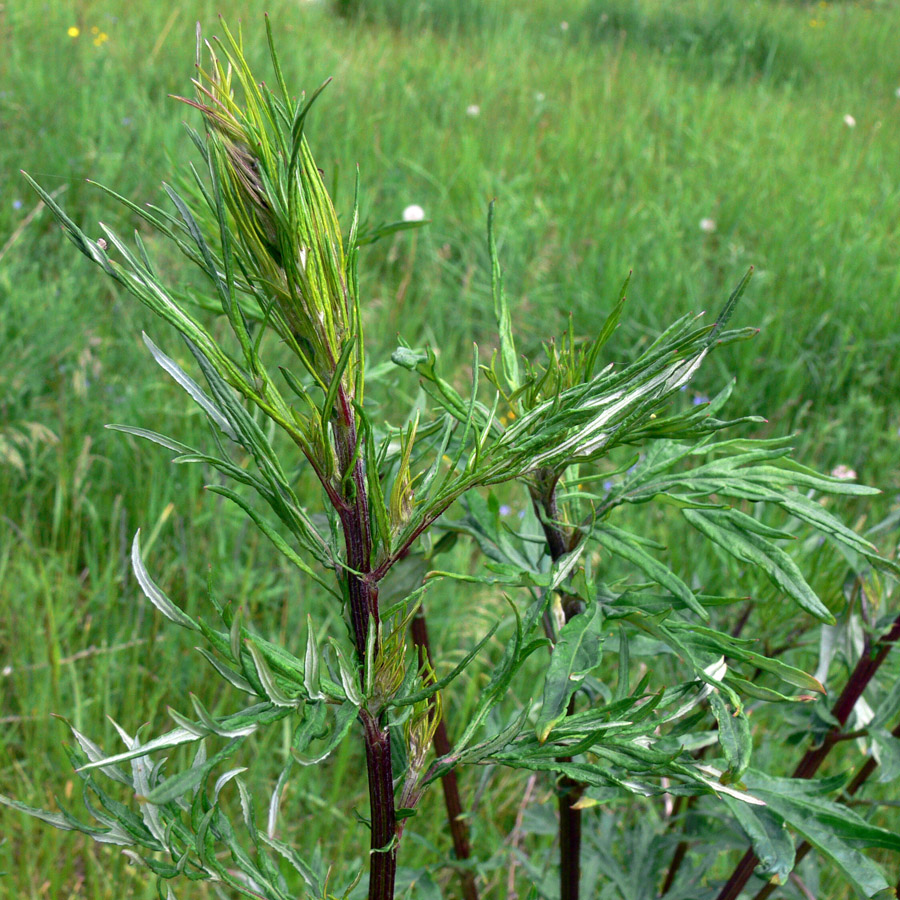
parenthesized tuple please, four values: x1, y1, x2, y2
(715, 611, 900, 900)
(410, 607, 480, 900)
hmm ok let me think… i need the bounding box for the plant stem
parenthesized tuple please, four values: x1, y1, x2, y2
(530, 467, 583, 900)
(410, 606, 480, 900)
(661, 839, 689, 896)
(659, 793, 696, 895)
(791, 613, 900, 780)
(361, 709, 398, 900)
(558, 701, 584, 900)
(715, 611, 900, 900)
(331, 387, 398, 900)
(751, 717, 900, 900)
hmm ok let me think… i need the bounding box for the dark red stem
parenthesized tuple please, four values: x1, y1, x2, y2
(331, 386, 397, 900)
(751, 717, 900, 900)
(715, 611, 900, 900)
(410, 608, 480, 900)
(531, 469, 583, 900)
(558, 693, 585, 900)
(361, 709, 397, 900)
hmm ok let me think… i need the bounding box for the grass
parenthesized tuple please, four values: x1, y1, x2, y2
(1, 0, 899, 897)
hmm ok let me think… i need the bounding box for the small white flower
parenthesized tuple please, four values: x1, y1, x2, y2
(402, 204, 426, 222)
(843, 114, 856, 128)
(895, 87, 900, 98)
(560, 20, 569, 31)
(535, 91, 546, 103)
(830, 464, 857, 481)
(699, 217, 717, 234)
(466, 104, 480, 117)
(96, 238, 108, 250)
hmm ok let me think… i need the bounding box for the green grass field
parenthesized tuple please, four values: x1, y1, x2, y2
(2, 1, 899, 897)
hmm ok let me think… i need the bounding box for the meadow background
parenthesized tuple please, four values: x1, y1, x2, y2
(2, 0, 899, 897)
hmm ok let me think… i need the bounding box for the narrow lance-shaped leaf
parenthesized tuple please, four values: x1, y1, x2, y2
(593, 523, 707, 620)
(720, 796, 796, 883)
(708, 691, 751, 781)
(142, 740, 241, 806)
(488, 201, 520, 394)
(683, 508, 835, 623)
(536, 603, 604, 742)
(291, 702, 357, 766)
(131, 531, 199, 632)
(142, 333, 238, 441)
(748, 782, 896, 898)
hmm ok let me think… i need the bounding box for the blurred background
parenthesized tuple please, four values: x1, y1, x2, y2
(1, 1, 899, 896)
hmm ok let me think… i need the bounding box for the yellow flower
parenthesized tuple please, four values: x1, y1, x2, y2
(67, 26, 80, 37)
(93, 32, 108, 46)
(91, 26, 99, 34)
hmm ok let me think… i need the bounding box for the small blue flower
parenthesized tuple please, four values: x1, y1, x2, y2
(499, 504, 512, 517)
(12, 199, 23, 210)
(692, 394, 710, 406)
(602, 480, 615, 492)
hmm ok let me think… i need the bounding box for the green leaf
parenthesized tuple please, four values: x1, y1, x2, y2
(721, 795, 795, 882)
(292, 703, 329, 756)
(131, 531, 199, 632)
(708, 268, 753, 344)
(488, 201, 520, 394)
(143, 740, 240, 805)
(320, 335, 357, 432)
(708, 691, 751, 780)
(683, 509, 834, 623)
(142, 333, 238, 441)
(206, 484, 337, 597)
(244, 640, 305, 708)
(76, 703, 287, 771)
(746, 771, 900, 897)
(584, 282, 628, 379)
(536, 604, 604, 742)
(291, 703, 357, 766)
(105, 424, 194, 456)
(0, 794, 79, 833)
(593, 524, 706, 619)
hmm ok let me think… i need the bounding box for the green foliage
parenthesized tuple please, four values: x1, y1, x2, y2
(331, 0, 504, 34)
(580, 0, 810, 85)
(3, 5, 900, 900)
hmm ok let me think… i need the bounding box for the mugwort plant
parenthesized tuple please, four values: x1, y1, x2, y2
(5, 19, 900, 900)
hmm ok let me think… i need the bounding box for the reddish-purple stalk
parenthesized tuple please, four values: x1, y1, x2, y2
(714, 611, 900, 900)
(331, 385, 397, 900)
(531, 469, 584, 900)
(751, 718, 900, 900)
(410, 607, 480, 900)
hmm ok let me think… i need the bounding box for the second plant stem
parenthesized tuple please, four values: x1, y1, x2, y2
(531, 469, 584, 900)
(715, 610, 900, 900)
(411, 607, 480, 900)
